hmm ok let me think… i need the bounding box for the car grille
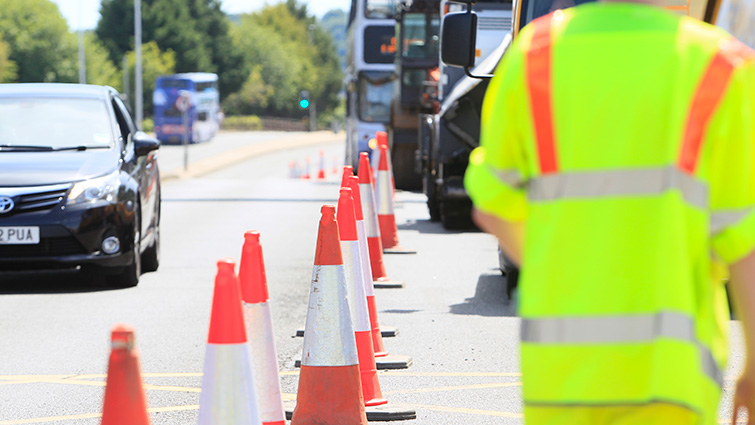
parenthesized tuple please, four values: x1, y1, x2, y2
(478, 16, 512, 31)
(16, 188, 69, 212)
(0, 236, 87, 258)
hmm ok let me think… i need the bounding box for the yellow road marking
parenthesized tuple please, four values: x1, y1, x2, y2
(384, 382, 522, 396)
(382, 371, 522, 377)
(415, 403, 523, 419)
(0, 405, 201, 425)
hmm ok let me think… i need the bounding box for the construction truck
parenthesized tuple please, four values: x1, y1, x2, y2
(438, 0, 753, 292)
(417, 0, 513, 228)
(387, 0, 441, 191)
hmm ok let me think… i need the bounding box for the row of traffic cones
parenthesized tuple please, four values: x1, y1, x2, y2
(289, 150, 339, 180)
(97, 137, 417, 424)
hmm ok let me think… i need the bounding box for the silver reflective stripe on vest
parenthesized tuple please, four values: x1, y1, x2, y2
(490, 166, 526, 189)
(521, 311, 722, 386)
(528, 166, 708, 209)
(711, 208, 754, 235)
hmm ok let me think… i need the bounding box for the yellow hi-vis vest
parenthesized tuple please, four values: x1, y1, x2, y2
(464, 2, 755, 421)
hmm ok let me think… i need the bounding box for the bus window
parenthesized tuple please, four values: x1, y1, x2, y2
(366, 0, 396, 18)
(364, 25, 396, 63)
(358, 71, 395, 123)
(401, 13, 440, 59)
(158, 79, 191, 89)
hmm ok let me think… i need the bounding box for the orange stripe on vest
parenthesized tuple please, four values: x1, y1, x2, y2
(527, 14, 558, 174)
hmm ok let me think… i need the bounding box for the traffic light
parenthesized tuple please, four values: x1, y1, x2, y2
(299, 90, 310, 109)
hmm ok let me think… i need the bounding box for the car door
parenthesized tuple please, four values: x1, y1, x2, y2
(111, 95, 155, 246)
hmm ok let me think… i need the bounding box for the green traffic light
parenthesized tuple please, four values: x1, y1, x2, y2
(300, 99, 310, 109)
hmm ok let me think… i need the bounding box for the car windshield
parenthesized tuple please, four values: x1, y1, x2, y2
(358, 71, 395, 123)
(0, 97, 113, 150)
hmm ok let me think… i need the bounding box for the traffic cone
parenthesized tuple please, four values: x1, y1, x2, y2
(358, 153, 406, 287)
(198, 259, 262, 425)
(375, 132, 395, 195)
(343, 175, 392, 357)
(291, 205, 368, 425)
(337, 188, 388, 406)
(239, 232, 286, 425)
(375, 144, 416, 254)
(317, 149, 326, 180)
(302, 156, 311, 180)
(100, 324, 150, 425)
(332, 155, 339, 175)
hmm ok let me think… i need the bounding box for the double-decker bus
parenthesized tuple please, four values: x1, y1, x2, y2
(152, 73, 220, 144)
(344, 0, 398, 171)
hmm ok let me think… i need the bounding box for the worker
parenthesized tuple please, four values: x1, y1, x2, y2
(463, 0, 755, 423)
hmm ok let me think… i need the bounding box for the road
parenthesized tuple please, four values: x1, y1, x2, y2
(0, 131, 748, 424)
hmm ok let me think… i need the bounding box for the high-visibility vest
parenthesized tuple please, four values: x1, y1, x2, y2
(464, 2, 755, 420)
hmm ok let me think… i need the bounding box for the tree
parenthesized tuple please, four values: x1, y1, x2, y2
(85, 33, 120, 88)
(227, 1, 343, 120)
(96, 0, 246, 99)
(124, 41, 175, 115)
(0, 0, 77, 82)
(0, 37, 17, 83)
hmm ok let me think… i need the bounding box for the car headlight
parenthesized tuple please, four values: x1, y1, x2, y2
(67, 171, 121, 205)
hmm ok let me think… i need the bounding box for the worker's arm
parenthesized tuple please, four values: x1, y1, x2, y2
(730, 250, 755, 425)
(471, 208, 524, 267)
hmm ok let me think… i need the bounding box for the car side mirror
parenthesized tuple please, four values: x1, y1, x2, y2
(133, 131, 160, 156)
(441, 11, 478, 69)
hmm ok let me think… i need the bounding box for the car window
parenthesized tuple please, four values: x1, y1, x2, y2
(0, 97, 113, 149)
(111, 96, 136, 144)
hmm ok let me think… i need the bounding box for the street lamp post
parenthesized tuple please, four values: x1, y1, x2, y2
(134, 0, 143, 130)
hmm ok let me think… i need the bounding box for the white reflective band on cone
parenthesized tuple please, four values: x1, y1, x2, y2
(342, 240, 372, 332)
(301, 265, 359, 366)
(521, 311, 722, 385)
(371, 150, 380, 181)
(243, 302, 286, 424)
(356, 223, 375, 297)
(198, 344, 262, 425)
(375, 170, 394, 215)
(360, 183, 380, 237)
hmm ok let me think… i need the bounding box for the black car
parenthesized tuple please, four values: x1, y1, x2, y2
(0, 84, 161, 287)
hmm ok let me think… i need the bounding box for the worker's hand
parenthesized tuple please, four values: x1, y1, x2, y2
(732, 370, 755, 424)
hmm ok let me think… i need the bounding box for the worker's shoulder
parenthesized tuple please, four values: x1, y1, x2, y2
(678, 17, 755, 65)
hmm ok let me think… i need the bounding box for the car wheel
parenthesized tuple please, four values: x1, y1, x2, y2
(107, 210, 141, 288)
(141, 194, 160, 273)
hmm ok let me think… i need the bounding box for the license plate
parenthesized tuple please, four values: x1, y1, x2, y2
(0, 227, 40, 244)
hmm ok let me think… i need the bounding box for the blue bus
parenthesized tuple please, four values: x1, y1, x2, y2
(152, 73, 220, 144)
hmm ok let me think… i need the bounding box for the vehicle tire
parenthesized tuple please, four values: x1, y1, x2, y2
(424, 172, 440, 222)
(107, 210, 141, 288)
(392, 144, 422, 191)
(141, 194, 160, 273)
(440, 199, 474, 230)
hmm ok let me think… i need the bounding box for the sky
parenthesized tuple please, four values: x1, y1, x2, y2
(50, 0, 350, 30)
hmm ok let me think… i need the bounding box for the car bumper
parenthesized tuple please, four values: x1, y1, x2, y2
(0, 200, 136, 272)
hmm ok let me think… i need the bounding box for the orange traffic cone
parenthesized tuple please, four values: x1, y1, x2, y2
(198, 259, 262, 425)
(375, 144, 416, 254)
(358, 153, 406, 287)
(374, 132, 395, 195)
(332, 155, 339, 175)
(291, 206, 368, 425)
(343, 174, 390, 357)
(239, 232, 286, 425)
(337, 188, 388, 406)
(302, 156, 311, 180)
(100, 324, 150, 425)
(317, 150, 326, 180)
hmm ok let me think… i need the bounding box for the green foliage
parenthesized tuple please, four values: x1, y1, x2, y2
(0, 36, 17, 83)
(221, 115, 263, 131)
(96, 0, 246, 100)
(84, 33, 120, 88)
(0, 0, 77, 82)
(142, 117, 155, 132)
(226, 1, 343, 120)
(124, 41, 176, 117)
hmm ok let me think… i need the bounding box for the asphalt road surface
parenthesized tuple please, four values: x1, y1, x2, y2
(0, 131, 748, 424)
